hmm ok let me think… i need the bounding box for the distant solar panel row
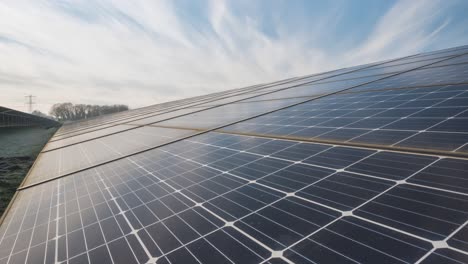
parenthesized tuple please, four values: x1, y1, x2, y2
(0, 106, 59, 128)
(1, 45, 468, 264)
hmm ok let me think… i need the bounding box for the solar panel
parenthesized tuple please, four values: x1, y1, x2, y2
(1, 45, 468, 264)
(221, 84, 468, 154)
(0, 106, 60, 128)
(155, 98, 305, 129)
(43, 125, 136, 152)
(24, 127, 198, 186)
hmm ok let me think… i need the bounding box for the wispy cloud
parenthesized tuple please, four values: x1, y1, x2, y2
(347, 0, 453, 62)
(0, 0, 466, 113)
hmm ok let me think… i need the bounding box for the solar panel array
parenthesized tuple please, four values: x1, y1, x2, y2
(0, 106, 60, 128)
(1, 45, 468, 264)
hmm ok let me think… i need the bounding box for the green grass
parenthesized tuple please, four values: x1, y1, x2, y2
(0, 126, 58, 216)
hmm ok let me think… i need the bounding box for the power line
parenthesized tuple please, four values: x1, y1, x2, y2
(25, 95, 36, 113)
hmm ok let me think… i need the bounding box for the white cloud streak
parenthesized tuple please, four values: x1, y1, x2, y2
(0, 0, 465, 113)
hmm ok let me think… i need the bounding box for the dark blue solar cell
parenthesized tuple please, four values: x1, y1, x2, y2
(408, 158, 468, 193)
(297, 172, 394, 210)
(246, 140, 297, 156)
(436, 97, 468, 107)
(236, 197, 340, 250)
(284, 217, 432, 264)
(303, 146, 375, 169)
(204, 184, 285, 221)
(392, 92, 430, 101)
(67, 230, 87, 259)
(316, 128, 368, 141)
(420, 249, 468, 264)
(265, 125, 304, 135)
(347, 151, 437, 180)
(396, 132, 468, 151)
(429, 118, 468, 132)
(25, 243, 46, 264)
(367, 100, 409, 108)
(374, 108, 421, 117)
(448, 224, 468, 252)
(398, 99, 443, 108)
(265, 258, 289, 264)
(316, 109, 350, 117)
(355, 184, 468, 240)
(345, 118, 399, 129)
(258, 163, 334, 192)
(411, 107, 467, 117)
(342, 109, 385, 118)
(271, 142, 332, 161)
(89, 246, 113, 264)
(382, 118, 445, 130)
(8, 251, 27, 264)
(229, 157, 292, 181)
(350, 129, 415, 145)
(293, 117, 330, 126)
(108, 237, 139, 264)
(438, 84, 468, 92)
(84, 223, 106, 251)
(208, 152, 260, 171)
(288, 127, 334, 138)
(318, 118, 361, 127)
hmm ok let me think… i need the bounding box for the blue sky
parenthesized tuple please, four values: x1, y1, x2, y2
(1, 0, 468, 113)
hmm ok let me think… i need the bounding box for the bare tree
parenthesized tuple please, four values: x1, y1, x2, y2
(49, 103, 129, 121)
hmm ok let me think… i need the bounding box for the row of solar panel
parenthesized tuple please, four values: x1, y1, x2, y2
(222, 83, 468, 153)
(51, 46, 468, 140)
(53, 57, 365, 137)
(1, 131, 467, 263)
(28, 59, 468, 187)
(0, 106, 60, 128)
(51, 48, 468, 145)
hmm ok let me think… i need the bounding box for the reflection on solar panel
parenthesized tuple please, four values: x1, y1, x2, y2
(1, 45, 468, 264)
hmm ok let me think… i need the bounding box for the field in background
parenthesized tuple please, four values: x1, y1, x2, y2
(0, 127, 57, 215)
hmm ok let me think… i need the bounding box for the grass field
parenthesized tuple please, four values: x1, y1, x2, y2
(0, 126, 58, 216)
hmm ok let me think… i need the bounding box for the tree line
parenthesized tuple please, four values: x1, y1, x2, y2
(49, 103, 129, 121)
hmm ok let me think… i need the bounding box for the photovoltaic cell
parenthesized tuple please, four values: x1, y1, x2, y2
(256, 163, 334, 192)
(235, 197, 340, 250)
(285, 217, 432, 264)
(297, 172, 394, 211)
(346, 152, 438, 180)
(355, 184, 468, 240)
(408, 158, 468, 193)
(448, 224, 468, 252)
(420, 249, 468, 264)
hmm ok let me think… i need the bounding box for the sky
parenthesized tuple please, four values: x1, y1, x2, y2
(1, 0, 468, 114)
